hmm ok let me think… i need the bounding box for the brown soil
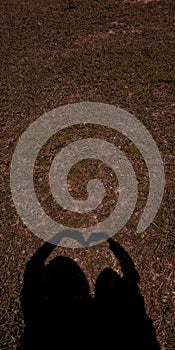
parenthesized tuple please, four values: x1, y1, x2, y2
(1, 0, 174, 348)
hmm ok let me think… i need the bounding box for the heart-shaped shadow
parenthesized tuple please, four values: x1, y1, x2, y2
(49, 229, 110, 247)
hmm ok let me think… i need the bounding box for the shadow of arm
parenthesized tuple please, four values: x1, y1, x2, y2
(107, 238, 140, 284)
(23, 238, 57, 287)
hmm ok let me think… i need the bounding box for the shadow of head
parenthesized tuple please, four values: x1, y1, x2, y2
(43, 256, 90, 306)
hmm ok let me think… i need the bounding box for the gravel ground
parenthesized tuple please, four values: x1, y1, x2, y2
(1, 0, 175, 348)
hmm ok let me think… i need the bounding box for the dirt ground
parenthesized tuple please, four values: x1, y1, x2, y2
(1, 0, 175, 349)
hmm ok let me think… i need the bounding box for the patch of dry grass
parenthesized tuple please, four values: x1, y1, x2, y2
(1, 0, 175, 348)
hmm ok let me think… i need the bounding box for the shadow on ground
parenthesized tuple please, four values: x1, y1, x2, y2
(19, 237, 160, 349)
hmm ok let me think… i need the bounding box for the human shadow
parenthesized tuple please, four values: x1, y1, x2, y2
(19, 236, 160, 350)
(94, 238, 160, 349)
(19, 239, 93, 349)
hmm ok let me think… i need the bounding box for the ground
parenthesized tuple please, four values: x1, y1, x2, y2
(0, 0, 175, 349)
